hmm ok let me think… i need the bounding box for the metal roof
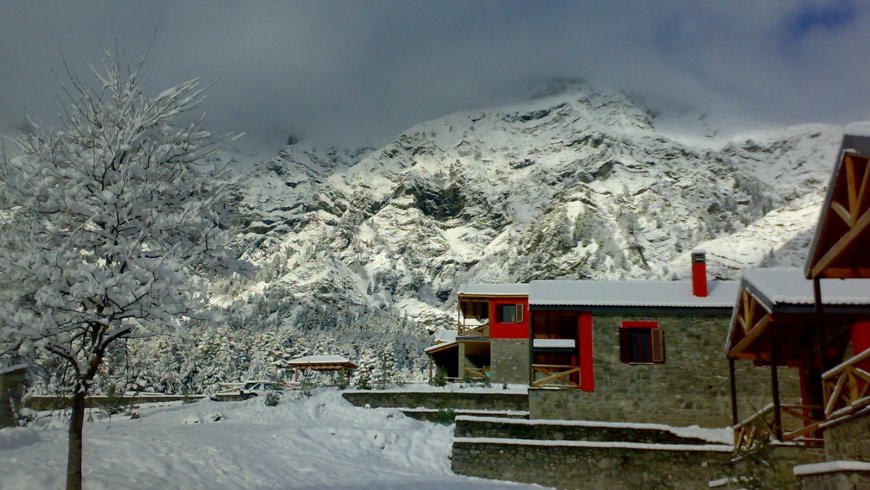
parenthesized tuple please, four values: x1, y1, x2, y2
(528, 279, 738, 308)
(457, 283, 530, 297)
(741, 268, 870, 311)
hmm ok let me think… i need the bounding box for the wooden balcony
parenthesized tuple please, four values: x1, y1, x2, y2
(530, 364, 580, 389)
(822, 347, 870, 420)
(463, 366, 490, 381)
(458, 320, 489, 337)
(732, 403, 823, 453)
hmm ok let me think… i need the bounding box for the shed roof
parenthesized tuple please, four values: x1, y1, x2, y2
(285, 355, 357, 369)
(742, 268, 870, 311)
(529, 280, 738, 309)
(458, 283, 529, 297)
(0, 363, 27, 376)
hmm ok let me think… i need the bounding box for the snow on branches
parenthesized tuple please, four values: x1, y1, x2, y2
(0, 49, 243, 388)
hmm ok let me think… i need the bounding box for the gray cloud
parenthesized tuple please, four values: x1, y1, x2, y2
(1, 0, 868, 148)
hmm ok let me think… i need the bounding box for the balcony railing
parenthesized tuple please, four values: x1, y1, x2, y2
(530, 364, 580, 389)
(458, 320, 489, 336)
(463, 366, 490, 381)
(732, 403, 823, 453)
(822, 347, 870, 419)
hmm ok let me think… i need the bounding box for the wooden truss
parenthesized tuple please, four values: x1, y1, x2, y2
(812, 152, 870, 278)
(728, 289, 773, 360)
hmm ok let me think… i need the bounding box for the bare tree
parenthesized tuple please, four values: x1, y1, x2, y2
(0, 48, 243, 490)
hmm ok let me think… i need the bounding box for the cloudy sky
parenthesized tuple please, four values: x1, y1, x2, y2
(0, 0, 868, 148)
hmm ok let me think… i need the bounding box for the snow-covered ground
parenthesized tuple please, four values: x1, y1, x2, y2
(0, 391, 542, 489)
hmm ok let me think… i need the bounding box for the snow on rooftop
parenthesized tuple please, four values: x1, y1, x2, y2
(844, 121, 870, 138)
(286, 355, 353, 365)
(454, 436, 732, 453)
(458, 283, 529, 297)
(529, 280, 738, 308)
(424, 341, 458, 353)
(455, 415, 732, 444)
(0, 364, 27, 376)
(533, 339, 576, 349)
(742, 268, 870, 308)
(793, 460, 870, 476)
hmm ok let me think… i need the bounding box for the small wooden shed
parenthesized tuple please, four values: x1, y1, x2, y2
(0, 364, 27, 428)
(284, 355, 357, 384)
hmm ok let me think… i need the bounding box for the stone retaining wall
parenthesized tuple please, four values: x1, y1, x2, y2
(823, 412, 869, 462)
(341, 390, 528, 412)
(455, 416, 718, 445)
(797, 471, 870, 490)
(26, 394, 206, 411)
(452, 438, 731, 489)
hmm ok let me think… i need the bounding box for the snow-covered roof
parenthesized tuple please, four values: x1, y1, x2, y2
(742, 268, 870, 310)
(424, 341, 458, 354)
(457, 283, 529, 297)
(529, 280, 738, 308)
(533, 339, 576, 349)
(286, 355, 354, 366)
(0, 363, 27, 376)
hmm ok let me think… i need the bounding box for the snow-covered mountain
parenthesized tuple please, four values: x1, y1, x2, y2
(224, 82, 844, 333)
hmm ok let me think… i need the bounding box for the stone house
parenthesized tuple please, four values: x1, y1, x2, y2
(427, 283, 529, 384)
(525, 252, 797, 427)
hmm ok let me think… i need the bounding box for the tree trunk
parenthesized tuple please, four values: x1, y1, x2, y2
(66, 387, 86, 490)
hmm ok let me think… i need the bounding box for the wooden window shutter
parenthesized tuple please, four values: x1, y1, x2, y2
(516, 304, 524, 323)
(651, 328, 665, 363)
(619, 329, 631, 363)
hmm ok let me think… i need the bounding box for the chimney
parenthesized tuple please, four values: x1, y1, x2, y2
(691, 250, 708, 297)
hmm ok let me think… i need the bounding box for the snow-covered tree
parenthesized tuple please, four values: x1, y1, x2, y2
(0, 50, 242, 490)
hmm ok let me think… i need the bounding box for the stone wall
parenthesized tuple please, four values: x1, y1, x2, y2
(0, 368, 26, 428)
(455, 416, 719, 445)
(491, 339, 529, 385)
(797, 471, 870, 490)
(823, 412, 870, 462)
(452, 439, 731, 489)
(25, 394, 206, 411)
(530, 314, 802, 427)
(341, 390, 528, 412)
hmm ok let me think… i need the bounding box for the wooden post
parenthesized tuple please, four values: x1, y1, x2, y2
(770, 323, 783, 441)
(528, 308, 534, 387)
(729, 358, 739, 426)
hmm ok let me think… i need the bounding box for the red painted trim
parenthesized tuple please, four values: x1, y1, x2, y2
(853, 321, 870, 372)
(620, 320, 659, 329)
(489, 297, 529, 339)
(579, 312, 595, 392)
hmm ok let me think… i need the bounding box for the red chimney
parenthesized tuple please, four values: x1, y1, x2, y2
(692, 250, 708, 297)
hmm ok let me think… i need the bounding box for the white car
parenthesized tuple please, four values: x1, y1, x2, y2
(239, 380, 282, 399)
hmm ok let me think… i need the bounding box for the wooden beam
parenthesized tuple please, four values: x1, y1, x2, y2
(819, 267, 870, 278)
(846, 154, 858, 217)
(728, 314, 772, 358)
(729, 359, 738, 426)
(831, 201, 855, 227)
(856, 156, 870, 219)
(811, 206, 870, 277)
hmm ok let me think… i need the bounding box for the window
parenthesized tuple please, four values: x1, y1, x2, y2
(619, 320, 664, 364)
(497, 304, 524, 323)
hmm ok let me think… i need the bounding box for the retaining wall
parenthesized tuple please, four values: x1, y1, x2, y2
(341, 390, 528, 412)
(452, 438, 731, 489)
